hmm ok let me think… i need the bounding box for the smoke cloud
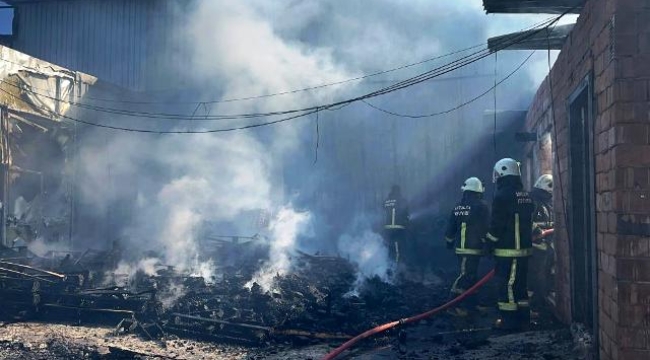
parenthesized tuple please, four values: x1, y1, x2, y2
(337, 216, 393, 288)
(56, 0, 579, 295)
(247, 207, 313, 291)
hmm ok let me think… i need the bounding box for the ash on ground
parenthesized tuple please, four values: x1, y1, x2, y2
(0, 247, 584, 359)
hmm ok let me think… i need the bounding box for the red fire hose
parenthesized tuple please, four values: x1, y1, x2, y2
(539, 228, 554, 238)
(321, 269, 496, 360)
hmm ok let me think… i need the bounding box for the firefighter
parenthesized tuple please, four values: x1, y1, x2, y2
(444, 177, 489, 316)
(383, 185, 409, 265)
(485, 158, 537, 330)
(528, 174, 554, 312)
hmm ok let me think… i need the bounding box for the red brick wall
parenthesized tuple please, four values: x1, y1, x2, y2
(521, 0, 650, 359)
(524, 0, 615, 327)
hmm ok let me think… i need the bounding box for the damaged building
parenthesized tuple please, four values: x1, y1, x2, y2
(0, 0, 649, 359)
(0, 44, 98, 253)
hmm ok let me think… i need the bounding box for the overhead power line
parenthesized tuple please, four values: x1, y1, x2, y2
(361, 51, 536, 118)
(0, 15, 559, 109)
(1, 12, 569, 133)
(0, 15, 559, 122)
(0, 43, 485, 106)
(0, 47, 532, 133)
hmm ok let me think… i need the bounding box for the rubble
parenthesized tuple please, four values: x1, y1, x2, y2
(0, 247, 584, 359)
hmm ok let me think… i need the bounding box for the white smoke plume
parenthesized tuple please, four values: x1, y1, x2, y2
(338, 229, 393, 284)
(73, 0, 355, 290)
(337, 216, 393, 295)
(102, 258, 163, 287)
(246, 206, 312, 292)
(69, 0, 578, 297)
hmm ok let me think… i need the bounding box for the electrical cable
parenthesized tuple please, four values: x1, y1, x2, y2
(0, 14, 566, 133)
(0, 23, 550, 125)
(0, 36, 521, 121)
(493, 51, 498, 159)
(314, 108, 320, 165)
(0, 14, 559, 106)
(0, 43, 485, 105)
(0, 46, 536, 133)
(0, 14, 562, 122)
(361, 51, 535, 118)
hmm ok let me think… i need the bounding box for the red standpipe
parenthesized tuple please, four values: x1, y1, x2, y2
(321, 269, 496, 360)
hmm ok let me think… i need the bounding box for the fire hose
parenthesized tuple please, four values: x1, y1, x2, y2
(322, 228, 554, 360)
(321, 269, 495, 360)
(539, 228, 554, 237)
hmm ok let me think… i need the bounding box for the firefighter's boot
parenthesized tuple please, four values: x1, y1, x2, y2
(517, 308, 531, 331)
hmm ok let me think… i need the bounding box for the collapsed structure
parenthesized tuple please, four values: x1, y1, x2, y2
(0, 44, 97, 251)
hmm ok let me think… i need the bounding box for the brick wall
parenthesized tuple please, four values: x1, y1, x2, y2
(521, 0, 650, 359)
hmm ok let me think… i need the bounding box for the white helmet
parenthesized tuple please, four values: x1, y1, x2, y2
(534, 174, 553, 193)
(461, 177, 485, 193)
(492, 158, 521, 183)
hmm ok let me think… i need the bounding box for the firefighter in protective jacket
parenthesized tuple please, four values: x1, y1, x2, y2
(384, 185, 409, 264)
(528, 174, 554, 310)
(485, 158, 537, 330)
(444, 177, 489, 316)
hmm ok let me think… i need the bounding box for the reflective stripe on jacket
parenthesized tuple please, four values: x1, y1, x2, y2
(444, 192, 490, 256)
(485, 176, 535, 258)
(384, 197, 409, 229)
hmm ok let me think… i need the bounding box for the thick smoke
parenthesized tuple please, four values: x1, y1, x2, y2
(247, 207, 313, 291)
(72, 0, 356, 289)
(66, 1, 578, 293)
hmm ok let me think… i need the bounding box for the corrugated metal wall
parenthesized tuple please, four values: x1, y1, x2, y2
(12, 0, 191, 91)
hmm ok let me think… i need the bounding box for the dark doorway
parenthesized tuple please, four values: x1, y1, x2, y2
(567, 75, 598, 332)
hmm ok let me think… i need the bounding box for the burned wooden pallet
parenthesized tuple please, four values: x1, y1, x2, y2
(0, 251, 452, 347)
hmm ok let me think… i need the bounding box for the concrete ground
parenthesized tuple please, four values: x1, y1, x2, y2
(0, 321, 584, 360)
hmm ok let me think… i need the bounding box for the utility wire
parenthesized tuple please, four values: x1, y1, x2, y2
(0, 33, 543, 133)
(314, 108, 320, 165)
(0, 43, 485, 105)
(493, 51, 498, 159)
(0, 30, 531, 121)
(0, 86, 328, 133)
(0, 15, 562, 121)
(10, 47, 534, 133)
(0, 39, 523, 122)
(0, 14, 567, 133)
(361, 51, 535, 118)
(0, 11, 559, 106)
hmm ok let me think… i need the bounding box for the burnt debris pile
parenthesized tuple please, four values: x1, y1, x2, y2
(0, 246, 451, 346)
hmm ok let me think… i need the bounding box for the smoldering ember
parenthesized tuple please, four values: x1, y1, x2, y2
(0, 0, 647, 359)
